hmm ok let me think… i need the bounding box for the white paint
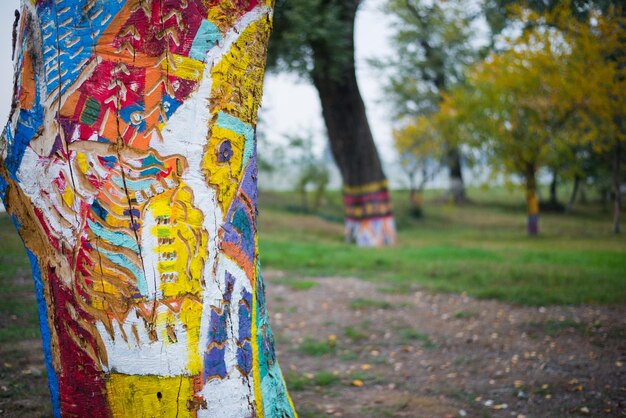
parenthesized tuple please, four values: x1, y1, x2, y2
(95, 304, 193, 376)
(140, 208, 162, 301)
(197, 369, 255, 418)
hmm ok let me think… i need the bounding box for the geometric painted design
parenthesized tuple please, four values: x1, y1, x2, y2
(0, 1, 295, 416)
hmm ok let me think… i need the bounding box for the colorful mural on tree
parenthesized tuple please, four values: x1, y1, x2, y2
(343, 181, 396, 247)
(0, 0, 296, 416)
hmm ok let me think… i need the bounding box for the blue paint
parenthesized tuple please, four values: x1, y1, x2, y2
(91, 200, 109, 221)
(203, 346, 227, 380)
(119, 103, 147, 132)
(39, 0, 125, 102)
(99, 249, 147, 296)
(237, 340, 253, 375)
(161, 96, 182, 121)
(5, 107, 43, 181)
(209, 308, 228, 344)
(0, 175, 7, 202)
(216, 112, 255, 168)
(141, 155, 163, 168)
(26, 250, 61, 418)
(87, 219, 139, 253)
(98, 155, 117, 169)
(189, 20, 222, 61)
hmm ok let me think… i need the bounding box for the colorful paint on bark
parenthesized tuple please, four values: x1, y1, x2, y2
(527, 190, 540, 236)
(343, 180, 396, 247)
(0, 1, 296, 416)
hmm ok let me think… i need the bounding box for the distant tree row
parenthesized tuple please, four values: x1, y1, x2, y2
(266, 0, 624, 238)
(385, 0, 625, 235)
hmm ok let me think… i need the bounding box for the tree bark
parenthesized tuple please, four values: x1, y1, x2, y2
(565, 175, 580, 214)
(311, 3, 396, 247)
(0, 1, 295, 416)
(447, 147, 466, 203)
(613, 141, 622, 234)
(549, 169, 558, 207)
(525, 167, 539, 236)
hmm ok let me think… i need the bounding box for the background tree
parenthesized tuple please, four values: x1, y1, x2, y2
(378, 0, 482, 203)
(394, 115, 443, 217)
(0, 1, 296, 415)
(441, 3, 625, 235)
(268, 0, 396, 247)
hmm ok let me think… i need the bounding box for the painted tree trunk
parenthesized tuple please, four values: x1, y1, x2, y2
(0, 1, 296, 417)
(525, 171, 539, 236)
(311, 4, 396, 248)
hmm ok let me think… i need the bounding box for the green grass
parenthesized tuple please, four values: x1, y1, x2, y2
(344, 326, 369, 342)
(397, 328, 438, 349)
(349, 298, 393, 310)
(283, 370, 340, 391)
(275, 279, 318, 291)
(258, 188, 626, 306)
(0, 214, 40, 344)
(297, 337, 337, 356)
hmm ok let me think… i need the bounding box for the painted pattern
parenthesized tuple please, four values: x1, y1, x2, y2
(343, 180, 396, 247)
(0, 0, 295, 416)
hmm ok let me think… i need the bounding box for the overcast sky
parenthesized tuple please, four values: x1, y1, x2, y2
(0, 0, 409, 187)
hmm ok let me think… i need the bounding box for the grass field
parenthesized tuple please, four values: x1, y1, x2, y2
(258, 188, 626, 307)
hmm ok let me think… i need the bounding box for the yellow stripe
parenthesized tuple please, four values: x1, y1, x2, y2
(343, 180, 389, 195)
(162, 54, 204, 81)
(252, 248, 264, 418)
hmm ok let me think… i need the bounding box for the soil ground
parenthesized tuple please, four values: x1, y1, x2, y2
(268, 273, 626, 418)
(1, 272, 624, 418)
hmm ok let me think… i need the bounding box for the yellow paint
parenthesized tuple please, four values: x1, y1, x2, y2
(162, 54, 204, 81)
(146, 184, 207, 299)
(61, 183, 75, 210)
(202, 125, 245, 214)
(179, 298, 203, 375)
(106, 373, 194, 417)
(527, 191, 539, 216)
(76, 152, 90, 174)
(251, 264, 264, 418)
(209, 19, 270, 125)
(343, 180, 389, 195)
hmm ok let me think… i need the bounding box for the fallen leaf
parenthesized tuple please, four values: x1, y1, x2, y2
(351, 379, 364, 387)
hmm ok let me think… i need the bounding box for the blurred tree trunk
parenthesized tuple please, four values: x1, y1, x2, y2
(565, 175, 580, 214)
(549, 169, 559, 206)
(613, 141, 622, 234)
(525, 166, 539, 236)
(311, 2, 396, 247)
(0, 1, 295, 416)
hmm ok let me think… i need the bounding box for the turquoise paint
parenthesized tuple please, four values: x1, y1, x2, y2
(261, 362, 295, 417)
(87, 219, 139, 253)
(112, 174, 155, 191)
(141, 154, 163, 168)
(99, 248, 148, 296)
(255, 266, 295, 417)
(216, 111, 255, 168)
(190, 20, 222, 61)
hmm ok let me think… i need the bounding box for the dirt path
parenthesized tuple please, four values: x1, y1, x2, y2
(266, 273, 626, 418)
(1, 274, 624, 417)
